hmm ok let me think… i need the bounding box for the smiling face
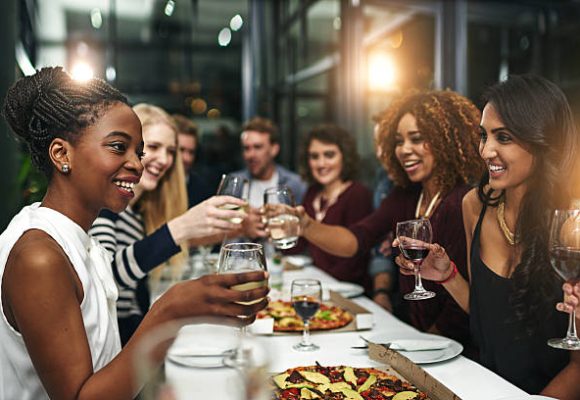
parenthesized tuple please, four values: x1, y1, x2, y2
(241, 130, 279, 179)
(69, 103, 144, 213)
(307, 139, 344, 188)
(394, 113, 436, 185)
(479, 103, 535, 192)
(137, 122, 177, 193)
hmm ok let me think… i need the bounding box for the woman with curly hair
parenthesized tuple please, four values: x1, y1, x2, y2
(396, 75, 580, 396)
(296, 90, 484, 351)
(293, 124, 373, 292)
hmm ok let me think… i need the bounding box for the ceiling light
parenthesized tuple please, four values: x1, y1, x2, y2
(218, 28, 232, 47)
(106, 66, 116, 82)
(164, 0, 175, 16)
(230, 14, 243, 31)
(71, 61, 94, 82)
(90, 8, 103, 29)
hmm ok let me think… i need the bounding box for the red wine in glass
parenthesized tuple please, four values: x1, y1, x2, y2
(292, 300, 320, 321)
(400, 246, 430, 264)
(550, 246, 580, 284)
(396, 218, 435, 301)
(547, 209, 580, 350)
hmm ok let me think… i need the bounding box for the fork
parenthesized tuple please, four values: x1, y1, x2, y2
(351, 335, 391, 349)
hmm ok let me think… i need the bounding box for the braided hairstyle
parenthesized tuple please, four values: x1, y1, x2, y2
(2, 66, 128, 178)
(377, 90, 485, 196)
(478, 75, 579, 334)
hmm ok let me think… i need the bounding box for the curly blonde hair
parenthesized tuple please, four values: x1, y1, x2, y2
(377, 90, 485, 195)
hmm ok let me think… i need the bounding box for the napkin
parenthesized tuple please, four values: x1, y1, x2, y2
(388, 339, 451, 351)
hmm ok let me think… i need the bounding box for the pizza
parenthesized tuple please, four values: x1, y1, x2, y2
(257, 300, 353, 331)
(272, 364, 430, 400)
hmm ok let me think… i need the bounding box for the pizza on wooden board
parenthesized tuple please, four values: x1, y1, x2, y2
(272, 364, 430, 400)
(257, 300, 353, 331)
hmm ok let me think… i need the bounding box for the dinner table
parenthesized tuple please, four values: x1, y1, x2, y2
(153, 257, 531, 400)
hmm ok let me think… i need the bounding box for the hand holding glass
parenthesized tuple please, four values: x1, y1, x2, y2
(264, 186, 299, 249)
(396, 218, 435, 301)
(217, 174, 249, 224)
(291, 279, 322, 352)
(548, 209, 580, 350)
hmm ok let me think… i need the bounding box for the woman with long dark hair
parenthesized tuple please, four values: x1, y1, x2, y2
(398, 75, 580, 397)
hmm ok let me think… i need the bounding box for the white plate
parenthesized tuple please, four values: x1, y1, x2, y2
(366, 332, 463, 364)
(282, 255, 312, 268)
(495, 396, 557, 400)
(325, 282, 365, 298)
(167, 324, 237, 368)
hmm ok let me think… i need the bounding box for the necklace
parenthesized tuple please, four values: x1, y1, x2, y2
(313, 182, 352, 221)
(497, 198, 519, 246)
(415, 190, 441, 219)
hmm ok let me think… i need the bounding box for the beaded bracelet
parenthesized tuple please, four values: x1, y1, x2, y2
(436, 261, 458, 284)
(373, 288, 391, 297)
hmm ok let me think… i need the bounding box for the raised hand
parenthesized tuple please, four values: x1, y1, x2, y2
(168, 195, 247, 244)
(393, 239, 453, 282)
(557, 282, 580, 315)
(241, 206, 268, 239)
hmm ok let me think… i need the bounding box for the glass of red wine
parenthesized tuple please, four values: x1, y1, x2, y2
(548, 209, 580, 350)
(396, 218, 435, 301)
(291, 279, 322, 352)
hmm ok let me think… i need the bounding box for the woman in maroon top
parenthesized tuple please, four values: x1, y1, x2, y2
(294, 124, 373, 293)
(296, 91, 485, 352)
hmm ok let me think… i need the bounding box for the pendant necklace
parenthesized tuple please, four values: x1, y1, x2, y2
(415, 190, 441, 219)
(497, 198, 519, 246)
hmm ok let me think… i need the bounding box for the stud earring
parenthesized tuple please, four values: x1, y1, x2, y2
(62, 164, 70, 174)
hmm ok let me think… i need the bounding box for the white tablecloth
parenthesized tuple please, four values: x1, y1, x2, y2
(260, 266, 528, 400)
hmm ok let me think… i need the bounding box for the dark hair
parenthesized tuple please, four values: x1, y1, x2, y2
(478, 74, 579, 333)
(241, 116, 279, 144)
(172, 114, 199, 139)
(2, 66, 128, 178)
(300, 124, 359, 185)
(378, 90, 484, 195)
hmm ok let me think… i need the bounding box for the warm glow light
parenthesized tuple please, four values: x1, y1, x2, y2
(71, 61, 94, 82)
(218, 28, 232, 46)
(207, 108, 221, 119)
(230, 14, 243, 31)
(367, 53, 396, 91)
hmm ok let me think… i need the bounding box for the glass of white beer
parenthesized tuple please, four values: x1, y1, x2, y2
(216, 174, 249, 223)
(263, 186, 299, 250)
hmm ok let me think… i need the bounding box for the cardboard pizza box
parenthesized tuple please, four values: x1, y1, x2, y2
(249, 290, 373, 335)
(369, 343, 462, 400)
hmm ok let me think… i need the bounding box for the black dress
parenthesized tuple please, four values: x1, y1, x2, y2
(469, 204, 569, 393)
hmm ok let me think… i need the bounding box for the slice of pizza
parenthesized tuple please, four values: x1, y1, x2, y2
(257, 301, 353, 332)
(272, 365, 430, 400)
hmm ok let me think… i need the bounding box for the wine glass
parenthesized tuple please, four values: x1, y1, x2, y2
(263, 186, 299, 250)
(134, 318, 271, 400)
(291, 279, 322, 352)
(396, 218, 435, 301)
(218, 243, 268, 364)
(217, 174, 249, 224)
(548, 209, 580, 350)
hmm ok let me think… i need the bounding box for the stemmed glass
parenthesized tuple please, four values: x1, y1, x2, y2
(218, 242, 268, 367)
(291, 279, 322, 352)
(217, 174, 249, 224)
(396, 218, 435, 300)
(263, 186, 299, 250)
(548, 209, 580, 350)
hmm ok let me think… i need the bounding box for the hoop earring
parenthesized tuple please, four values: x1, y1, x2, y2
(62, 164, 70, 174)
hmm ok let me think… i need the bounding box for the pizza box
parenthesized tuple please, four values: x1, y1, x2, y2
(368, 342, 462, 400)
(249, 290, 374, 335)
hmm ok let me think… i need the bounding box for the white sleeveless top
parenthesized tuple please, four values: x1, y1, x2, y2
(0, 203, 121, 399)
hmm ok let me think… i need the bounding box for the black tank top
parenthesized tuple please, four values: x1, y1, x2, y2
(469, 204, 569, 393)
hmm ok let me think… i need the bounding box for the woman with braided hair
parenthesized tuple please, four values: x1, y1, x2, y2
(0, 67, 268, 399)
(295, 90, 484, 354)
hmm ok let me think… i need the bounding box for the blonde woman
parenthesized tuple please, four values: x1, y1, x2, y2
(90, 104, 246, 344)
